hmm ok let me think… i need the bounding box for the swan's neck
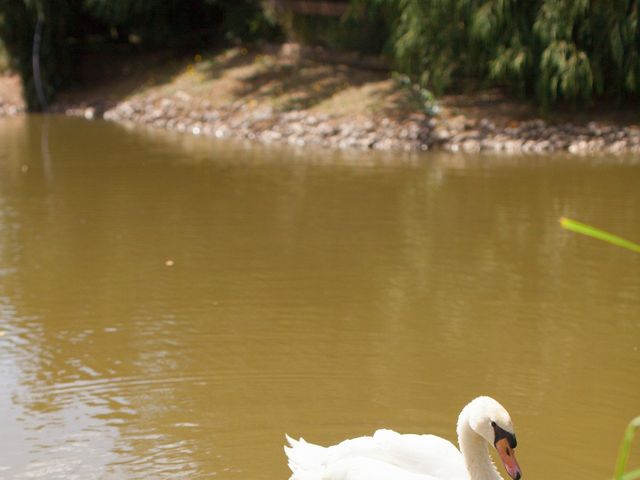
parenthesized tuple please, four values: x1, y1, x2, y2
(457, 411, 503, 480)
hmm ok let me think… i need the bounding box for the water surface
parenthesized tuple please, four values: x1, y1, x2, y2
(0, 115, 639, 479)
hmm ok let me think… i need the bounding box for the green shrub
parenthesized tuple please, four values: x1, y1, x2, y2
(367, 0, 640, 105)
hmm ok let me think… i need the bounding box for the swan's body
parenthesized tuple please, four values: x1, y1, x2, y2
(284, 396, 521, 480)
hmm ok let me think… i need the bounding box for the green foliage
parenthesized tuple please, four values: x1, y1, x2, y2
(82, 0, 279, 46)
(365, 0, 474, 94)
(559, 217, 640, 253)
(394, 73, 439, 115)
(614, 416, 640, 480)
(277, 1, 390, 54)
(471, 0, 536, 95)
(361, 0, 640, 105)
(0, 0, 280, 109)
(219, 1, 282, 43)
(5, 0, 640, 108)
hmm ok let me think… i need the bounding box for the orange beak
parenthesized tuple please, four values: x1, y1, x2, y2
(495, 437, 522, 480)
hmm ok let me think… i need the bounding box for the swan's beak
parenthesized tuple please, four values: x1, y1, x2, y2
(495, 437, 522, 480)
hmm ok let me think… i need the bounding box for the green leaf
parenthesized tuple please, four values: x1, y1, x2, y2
(610, 24, 624, 68)
(621, 470, 640, 480)
(559, 217, 640, 253)
(614, 416, 640, 480)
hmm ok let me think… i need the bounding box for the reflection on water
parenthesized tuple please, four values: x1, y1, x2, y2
(0, 115, 639, 479)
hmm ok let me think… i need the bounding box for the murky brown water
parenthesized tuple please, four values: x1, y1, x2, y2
(0, 115, 639, 479)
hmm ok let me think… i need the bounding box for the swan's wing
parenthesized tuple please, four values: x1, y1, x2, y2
(326, 457, 445, 480)
(372, 429, 468, 480)
(285, 430, 469, 480)
(286, 430, 468, 480)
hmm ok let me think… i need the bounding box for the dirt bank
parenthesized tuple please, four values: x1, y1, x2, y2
(2, 44, 640, 154)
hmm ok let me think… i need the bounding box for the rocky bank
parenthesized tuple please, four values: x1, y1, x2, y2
(68, 94, 640, 154)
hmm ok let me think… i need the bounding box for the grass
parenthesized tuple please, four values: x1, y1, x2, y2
(559, 217, 640, 253)
(614, 417, 640, 480)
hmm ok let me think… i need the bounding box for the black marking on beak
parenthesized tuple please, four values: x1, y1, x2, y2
(492, 421, 517, 449)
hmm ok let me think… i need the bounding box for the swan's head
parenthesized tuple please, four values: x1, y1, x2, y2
(463, 396, 522, 480)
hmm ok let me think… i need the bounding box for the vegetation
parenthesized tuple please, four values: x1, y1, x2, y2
(560, 218, 640, 253)
(0, 0, 279, 109)
(273, 1, 391, 55)
(614, 416, 640, 480)
(359, 0, 640, 106)
(283, 0, 640, 105)
(3, 0, 640, 110)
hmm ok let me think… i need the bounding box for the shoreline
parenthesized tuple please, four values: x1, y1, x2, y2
(61, 98, 640, 154)
(5, 94, 640, 155)
(2, 44, 640, 154)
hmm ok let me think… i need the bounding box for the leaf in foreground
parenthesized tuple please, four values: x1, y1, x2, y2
(559, 217, 640, 253)
(614, 416, 640, 480)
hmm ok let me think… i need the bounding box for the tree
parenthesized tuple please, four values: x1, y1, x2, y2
(0, 0, 278, 110)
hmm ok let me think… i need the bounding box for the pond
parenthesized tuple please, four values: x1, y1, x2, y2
(0, 115, 639, 479)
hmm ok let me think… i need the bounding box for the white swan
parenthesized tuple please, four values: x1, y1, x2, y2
(284, 396, 522, 480)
